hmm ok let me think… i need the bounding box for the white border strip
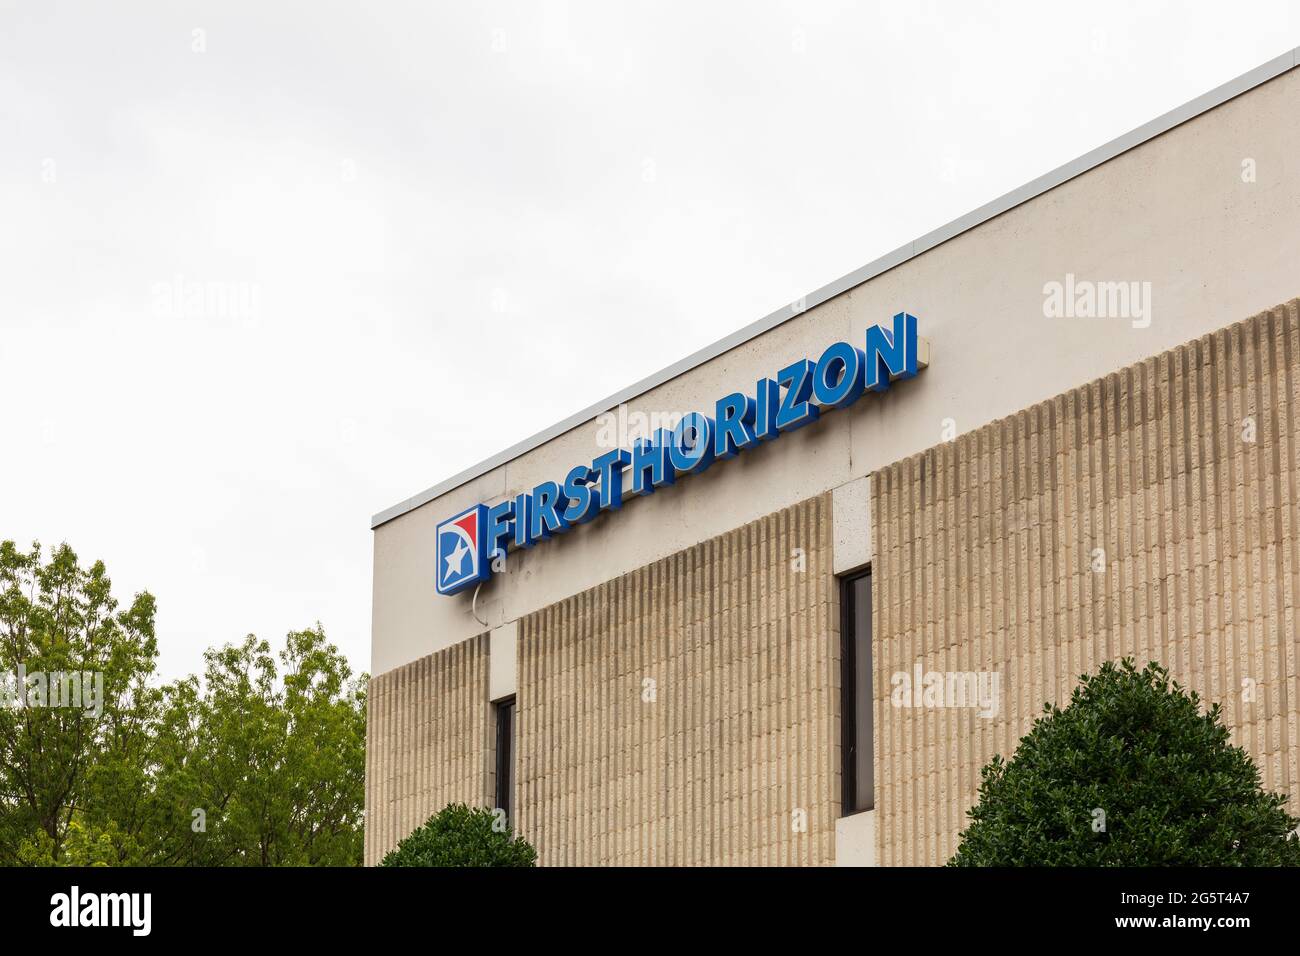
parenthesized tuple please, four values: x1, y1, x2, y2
(373, 47, 1299, 529)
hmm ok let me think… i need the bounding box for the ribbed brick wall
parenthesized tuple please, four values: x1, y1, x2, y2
(363, 633, 494, 866)
(515, 494, 839, 865)
(873, 299, 1300, 866)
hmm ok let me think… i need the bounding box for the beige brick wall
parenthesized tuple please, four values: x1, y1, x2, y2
(872, 298, 1300, 866)
(515, 494, 840, 865)
(363, 633, 494, 866)
(365, 298, 1300, 867)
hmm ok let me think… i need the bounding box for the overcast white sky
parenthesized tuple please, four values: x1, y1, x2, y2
(2, 1, 1298, 681)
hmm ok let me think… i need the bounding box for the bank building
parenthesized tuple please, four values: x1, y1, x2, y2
(366, 50, 1300, 866)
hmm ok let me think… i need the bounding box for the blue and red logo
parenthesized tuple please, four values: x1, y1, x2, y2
(435, 504, 489, 595)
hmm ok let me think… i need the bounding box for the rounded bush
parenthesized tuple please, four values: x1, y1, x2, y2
(380, 804, 537, 867)
(950, 659, 1300, 866)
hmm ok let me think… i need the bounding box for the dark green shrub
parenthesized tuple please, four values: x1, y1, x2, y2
(380, 803, 536, 867)
(950, 658, 1300, 866)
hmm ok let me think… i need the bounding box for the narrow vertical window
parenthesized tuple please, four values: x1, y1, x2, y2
(494, 697, 516, 825)
(841, 570, 874, 814)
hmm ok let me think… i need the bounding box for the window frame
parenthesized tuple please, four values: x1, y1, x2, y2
(494, 696, 516, 826)
(840, 568, 874, 815)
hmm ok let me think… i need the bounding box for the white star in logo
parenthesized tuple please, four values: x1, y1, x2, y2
(443, 539, 470, 581)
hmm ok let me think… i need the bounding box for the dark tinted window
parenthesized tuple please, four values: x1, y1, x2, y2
(841, 571, 874, 813)
(494, 698, 515, 824)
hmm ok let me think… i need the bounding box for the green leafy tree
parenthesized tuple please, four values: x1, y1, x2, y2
(380, 804, 537, 867)
(151, 628, 367, 866)
(950, 658, 1300, 866)
(0, 541, 159, 864)
(0, 540, 366, 866)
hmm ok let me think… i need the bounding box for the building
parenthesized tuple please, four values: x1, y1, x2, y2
(365, 49, 1300, 866)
